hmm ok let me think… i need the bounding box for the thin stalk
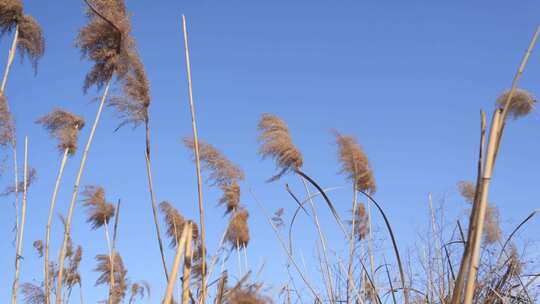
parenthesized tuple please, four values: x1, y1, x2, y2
(104, 220, 114, 304)
(181, 15, 207, 303)
(450, 111, 486, 304)
(361, 191, 409, 304)
(347, 183, 358, 304)
(10, 136, 27, 304)
(163, 223, 190, 304)
(144, 143, 169, 280)
(1, 25, 18, 92)
(44, 148, 69, 304)
(56, 80, 112, 304)
(299, 176, 335, 302)
(182, 227, 193, 304)
(463, 110, 502, 304)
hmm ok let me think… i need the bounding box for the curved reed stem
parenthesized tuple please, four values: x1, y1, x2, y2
(498, 209, 539, 262)
(360, 190, 409, 304)
(44, 148, 69, 304)
(56, 80, 111, 304)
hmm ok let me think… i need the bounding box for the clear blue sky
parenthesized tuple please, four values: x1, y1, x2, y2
(1, 0, 539, 302)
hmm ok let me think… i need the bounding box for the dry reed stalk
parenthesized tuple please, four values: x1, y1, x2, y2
(10, 136, 27, 304)
(181, 15, 207, 303)
(182, 227, 193, 304)
(144, 152, 169, 280)
(249, 188, 322, 302)
(461, 25, 540, 304)
(55, 80, 111, 304)
(163, 222, 191, 304)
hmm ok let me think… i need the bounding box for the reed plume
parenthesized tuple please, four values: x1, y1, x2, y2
(457, 181, 475, 204)
(95, 252, 128, 304)
(496, 88, 535, 120)
(159, 200, 186, 248)
(0, 0, 44, 71)
(2, 166, 35, 195)
(351, 202, 369, 240)
(82, 185, 115, 229)
(36, 109, 85, 154)
(20, 283, 45, 304)
(0, 93, 14, 146)
(128, 281, 150, 304)
(257, 114, 303, 181)
(334, 131, 376, 194)
(220, 181, 241, 214)
(224, 280, 270, 304)
(225, 208, 250, 249)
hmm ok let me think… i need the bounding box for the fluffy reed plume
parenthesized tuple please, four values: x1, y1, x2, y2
(2, 166, 36, 195)
(457, 181, 476, 204)
(36, 109, 85, 154)
(351, 202, 369, 240)
(95, 252, 128, 304)
(109, 51, 150, 128)
(225, 209, 250, 249)
(484, 205, 501, 244)
(457, 181, 501, 244)
(32, 239, 43, 257)
(496, 88, 536, 119)
(128, 281, 150, 304)
(257, 114, 303, 181)
(0, 93, 14, 146)
(219, 181, 241, 214)
(334, 132, 376, 193)
(81, 185, 115, 229)
(224, 281, 271, 304)
(0, 0, 45, 70)
(76, 0, 133, 92)
(184, 138, 244, 186)
(159, 201, 186, 247)
(64, 245, 83, 289)
(20, 283, 45, 304)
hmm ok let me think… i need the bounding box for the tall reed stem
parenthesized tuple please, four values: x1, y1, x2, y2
(164, 223, 191, 304)
(347, 182, 358, 304)
(144, 125, 170, 280)
(182, 227, 193, 304)
(181, 15, 207, 303)
(56, 80, 111, 304)
(1, 25, 18, 92)
(10, 136, 27, 304)
(44, 148, 69, 304)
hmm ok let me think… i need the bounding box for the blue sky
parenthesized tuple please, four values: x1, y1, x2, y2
(1, 0, 540, 303)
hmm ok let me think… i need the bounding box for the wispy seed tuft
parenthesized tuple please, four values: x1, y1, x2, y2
(81, 185, 115, 229)
(496, 88, 536, 119)
(225, 208, 250, 249)
(334, 131, 376, 193)
(36, 109, 85, 155)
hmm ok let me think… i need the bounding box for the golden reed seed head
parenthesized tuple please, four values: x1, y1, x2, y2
(457, 181, 476, 204)
(0, 0, 44, 71)
(257, 113, 303, 182)
(219, 181, 241, 214)
(334, 131, 376, 194)
(0, 93, 14, 146)
(225, 282, 271, 304)
(77, 0, 133, 92)
(36, 109, 85, 155)
(159, 200, 186, 248)
(183, 138, 245, 186)
(351, 202, 369, 240)
(225, 208, 250, 249)
(496, 88, 536, 119)
(81, 185, 115, 230)
(95, 252, 128, 304)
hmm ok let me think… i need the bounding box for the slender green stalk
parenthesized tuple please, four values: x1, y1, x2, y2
(44, 148, 70, 304)
(181, 15, 207, 303)
(56, 80, 111, 304)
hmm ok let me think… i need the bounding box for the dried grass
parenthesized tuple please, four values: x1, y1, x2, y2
(64, 245, 83, 288)
(159, 200, 186, 248)
(496, 88, 536, 119)
(0, 93, 14, 146)
(257, 114, 303, 181)
(20, 282, 45, 304)
(184, 138, 244, 186)
(334, 131, 376, 193)
(225, 208, 250, 249)
(32, 239, 43, 257)
(220, 182, 241, 214)
(36, 109, 85, 155)
(76, 0, 133, 92)
(225, 280, 271, 304)
(2, 166, 36, 195)
(351, 202, 369, 240)
(95, 252, 128, 304)
(0, 0, 44, 70)
(81, 185, 115, 229)
(458, 181, 476, 204)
